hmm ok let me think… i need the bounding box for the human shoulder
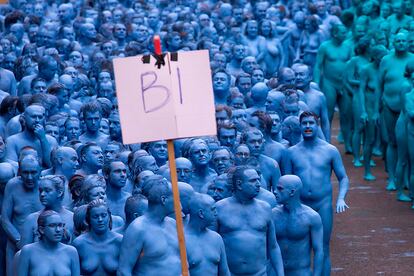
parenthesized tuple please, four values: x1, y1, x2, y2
(272, 205, 283, 216)
(302, 204, 322, 225)
(215, 197, 233, 210)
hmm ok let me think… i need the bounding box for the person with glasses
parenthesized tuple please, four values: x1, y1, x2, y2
(17, 210, 80, 276)
(20, 175, 74, 247)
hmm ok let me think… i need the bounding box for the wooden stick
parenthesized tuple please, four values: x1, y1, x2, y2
(153, 35, 189, 276)
(167, 140, 189, 276)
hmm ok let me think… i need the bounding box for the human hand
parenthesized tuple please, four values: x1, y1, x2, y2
(336, 199, 349, 213)
(372, 112, 380, 125)
(33, 124, 46, 139)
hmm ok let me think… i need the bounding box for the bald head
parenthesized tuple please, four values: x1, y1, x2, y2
(278, 175, 303, 191)
(188, 192, 215, 217)
(251, 82, 269, 103)
(178, 181, 195, 214)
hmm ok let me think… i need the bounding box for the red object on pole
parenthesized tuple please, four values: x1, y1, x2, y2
(152, 35, 189, 276)
(153, 35, 162, 55)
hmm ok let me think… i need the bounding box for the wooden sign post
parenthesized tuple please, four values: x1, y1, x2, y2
(154, 36, 189, 276)
(113, 35, 216, 276)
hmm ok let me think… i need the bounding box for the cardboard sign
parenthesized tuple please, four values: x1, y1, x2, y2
(113, 50, 216, 144)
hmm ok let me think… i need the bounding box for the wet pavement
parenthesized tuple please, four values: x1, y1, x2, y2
(330, 117, 414, 275)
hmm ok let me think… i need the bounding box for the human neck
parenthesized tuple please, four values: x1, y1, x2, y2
(395, 50, 408, 58)
(145, 205, 167, 224)
(301, 83, 311, 92)
(81, 164, 98, 175)
(187, 217, 208, 233)
(45, 202, 63, 213)
(214, 90, 229, 104)
(91, 229, 109, 241)
(283, 198, 301, 213)
(40, 239, 59, 250)
(194, 164, 210, 176)
(302, 136, 318, 146)
(106, 184, 122, 200)
(55, 167, 71, 180)
(234, 193, 254, 205)
(23, 129, 37, 139)
(85, 129, 100, 137)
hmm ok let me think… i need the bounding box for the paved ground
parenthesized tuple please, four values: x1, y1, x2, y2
(330, 117, 414, 275)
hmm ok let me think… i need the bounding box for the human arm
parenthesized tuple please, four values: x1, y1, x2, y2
(218, 237, 231, 276)
(283, 149, 293, 174)
(345, 59, 360, 87)
(267, 219, 284, 276)
(117, 223, 144, 276)
(332, 147, 349, 213)
(70, 246, 81, 276)
(319, 95, 330, 143)
(17, 246, 30, 276)
(1, 182, 21, 247)
(310, 213, 324, 276)
(271, 160, 281, 192)
(256, 37, 266, 63)
(9, 72, 17, 97)
(20, 214, 35, 247)
(405, 92, 414, 119)
(5, 136, 18, 162)
(358, 66, 369, 123)
(313, 44, 325, 85)
(34, 125, 57, 168)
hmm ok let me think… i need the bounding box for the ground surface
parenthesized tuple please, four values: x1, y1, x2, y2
(330, 116, 414, 276)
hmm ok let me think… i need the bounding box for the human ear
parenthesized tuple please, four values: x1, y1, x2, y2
(160, 195, 166, 205)
(198, 209, 204, 219)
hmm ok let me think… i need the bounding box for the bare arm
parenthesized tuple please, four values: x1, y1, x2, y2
(20, 214, 36, 247)
(358, 66, 369, 116)
(405, 92, 414, 119)
(267, 219, 284, 276)
(271, 160, 281, 192)
(313, 44, 325, 85)
(5, 137, 18, 162)
(310, 213, 324, 276)
(283, 149, 293, 174)
(9, 73, 17, 97)
(218, 237, 231, 276)
(117, 223, 144, 276)
(70, 247, 81, 276)
(17, 246, 30, 276)
(331, 147, 349, 213)
(1, 182, 20, 245)
(319, 95, 330, 143)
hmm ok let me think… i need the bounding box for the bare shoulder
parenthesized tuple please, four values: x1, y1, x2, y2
(255, 198, 272, 214)
(215, 197, 232, 209)
(302, 205, 322, 225)
(272, 205, 283, 217)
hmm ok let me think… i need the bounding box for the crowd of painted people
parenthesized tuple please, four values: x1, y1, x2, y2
(0, 0, 412, 275)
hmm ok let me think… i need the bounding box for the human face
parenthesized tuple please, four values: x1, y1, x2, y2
(230, 96, 244, 109)
(284, 103, 300, 117)
(245, 133, 264, 156)
(270, 114, 282, 135)
(42, 214, 65, 243)
(218, 128, 236, 147)
(190, 141, 210, 166)
(213, 54, 226, 69)
(109, 162, 127, 188)
(85, 111, 102, 132)
(61, 149, 79, 175)
(334, 26, 348, 43)
(114, 24, 126, 40)
(45, 125, 59, 141)
(394, 33, 408, 53)
(104, 144, 120, 162)
(65, 120, 80, 141)
(213, 72, 229, 93)
(252, 70, 264, 85)
(89, 205, 109, 234)
(242, 58, 256, 74)
(20, 160, 40, 189)
(32, 80, 46, 94)
(69, 51, 82, 67)
(240, 169, 261, 199)
(294, 65, 311, 89)
(84, 146, 104, 168)
(246, 21, 258, 38)
(88, 186, 106, 202)
(64, 67, 78, 81)
(148, 12, 159, 27)
(98, 72, 111, 83)
(39, 179, 60, 207)
(237, 77, 251, 94)
(102, 43, 113, 57)
(63, 27, 75, 41)
(216, 110, 229, 125)
(260, 21, 272, 37)
(202, 200, 217, 226)
(212, 149, 232, 175)
(24, 106, 45, 131)
(176, 159, 193, 183)
(150, 141, 167, 161)
(235, 145, 250, 165)
(109, 115, 121, 140)
(100, 119, 110, 135)
(169, 35, 182, 50)
(233, 45, 246, 60)
(141, 156, 159, 173)
(208, 179, 231, 201)
(300, 116, 318, 139)
(281, 71, 296, 85)
(232, 109, 247, 123)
